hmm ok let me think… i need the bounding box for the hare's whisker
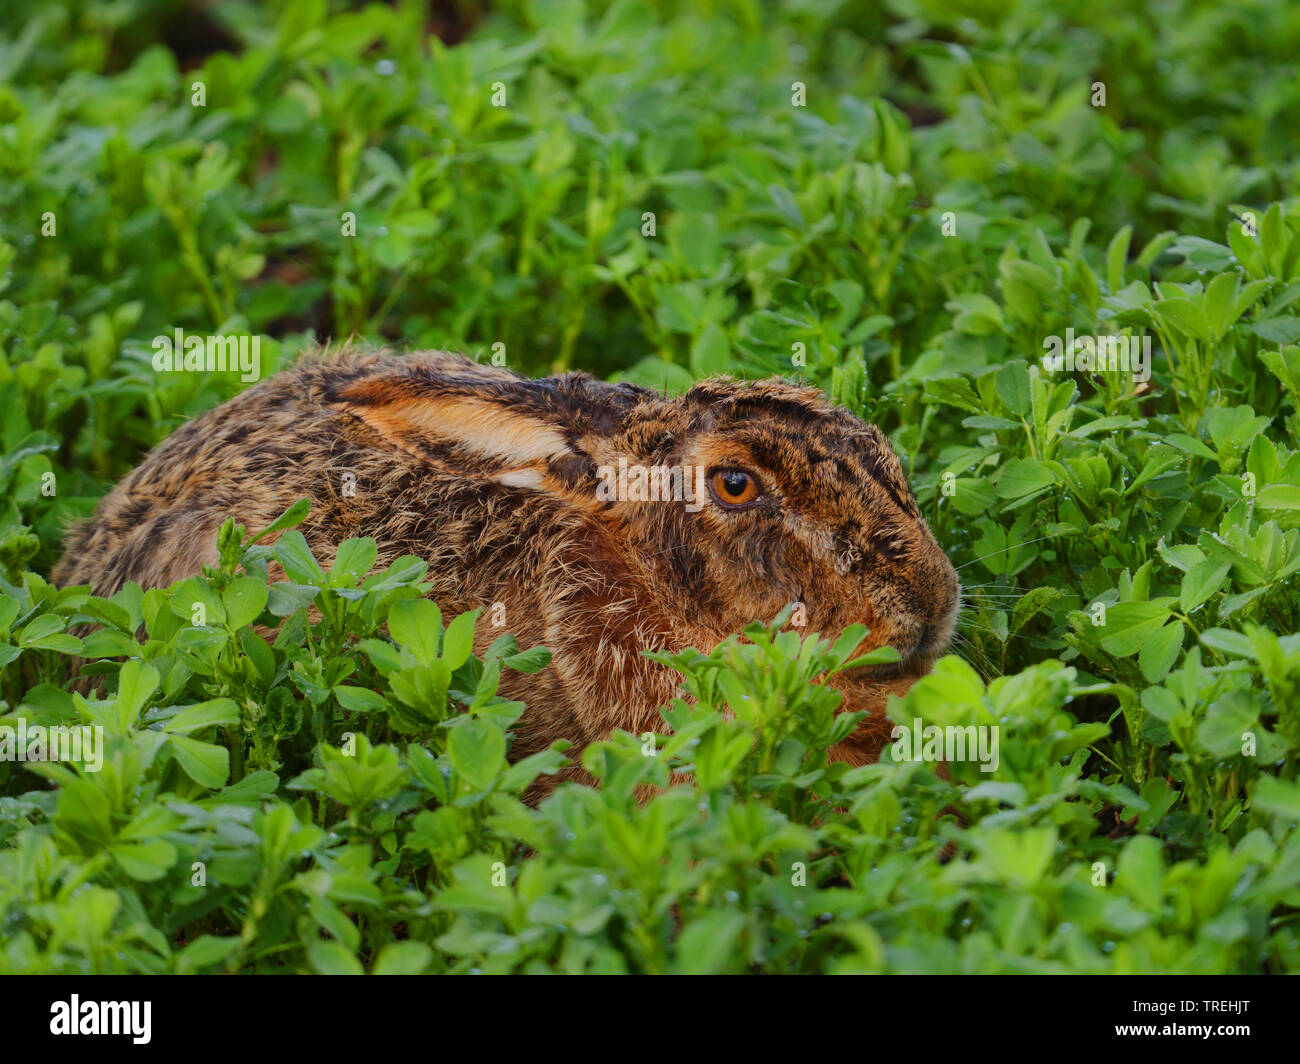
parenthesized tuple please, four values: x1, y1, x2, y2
(954, 534, 1060, 572)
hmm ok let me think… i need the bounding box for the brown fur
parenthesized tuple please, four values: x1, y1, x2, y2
(53, 349, 960, 794)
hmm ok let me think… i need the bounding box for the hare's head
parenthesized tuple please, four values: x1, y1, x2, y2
(599, 375, 961, 674)
(333, 353, 959, 674)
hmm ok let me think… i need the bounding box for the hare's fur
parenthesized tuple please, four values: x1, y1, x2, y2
(55, 349, 960, 792)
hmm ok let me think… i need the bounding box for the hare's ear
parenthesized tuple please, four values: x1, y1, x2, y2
(333, 356, 640, 505)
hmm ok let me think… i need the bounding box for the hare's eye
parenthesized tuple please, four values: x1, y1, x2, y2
(709, 468, 760, 507)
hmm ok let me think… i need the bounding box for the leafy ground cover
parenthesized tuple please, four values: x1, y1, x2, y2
(1, 0, 1299, 973)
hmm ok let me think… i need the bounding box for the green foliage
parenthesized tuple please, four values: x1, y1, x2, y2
(2, 0, 1300, 973)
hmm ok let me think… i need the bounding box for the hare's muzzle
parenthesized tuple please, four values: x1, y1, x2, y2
(871, 550, 960, 677)
(908, 554, 961, 667)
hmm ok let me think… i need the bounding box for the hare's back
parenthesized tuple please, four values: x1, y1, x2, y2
(53, 350, 624, 604)
(53, 362, 363, 594)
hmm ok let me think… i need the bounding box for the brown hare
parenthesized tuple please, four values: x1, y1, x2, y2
(54, 349, 960, 791)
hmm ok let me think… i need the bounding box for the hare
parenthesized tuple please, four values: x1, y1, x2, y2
(54, 349, 960, 792)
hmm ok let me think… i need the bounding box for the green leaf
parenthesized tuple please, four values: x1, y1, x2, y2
(21, 631, 82, 653)
(441, 608, 480, 670)
(768, 184, 804, 229)
(1202, 272, 1239, 339)
(1261, 345, 1300, 395)
(1199, 628, 1255, 658)
(170, 735, 231, 789)
(373, 230, 413, 269)
(1106, 225, 1132, 292)
(448, 717, 506, 792)
(1197, 691, 1259, 759)
(175, 936, 243, 974)
(974, 826, 1057, 887)
(1139, 621, 1184, 682)
(947, 292, 1004, 335)
(1252, 776, 1300, 822)
(500, 745, 570, 792)
(17, 614, 64, 646)
(361, 555, 428, 591)
(112, 838, 179, 882)
(1180, 559, 1231, 612)
(842, 646, 901, 669)
(1099, 602, 1174, 657)
(274, 530, 326, 585)
(267, 582, 319, 616)
(996, 458, 1056, 499)
(1157, 539, 1205, 572)
(828, 623, 869, 663)
(307, 940, 365, 976)
(502, 645, 553, 673)
(1116, 835, 1164, 911)
(1220, 586, 1270, 619)
(674, 911, 746, 974)
(690, 324, 731, 377)
(373, 941, 433, 975)
(79, 597, 132, 632)
(249, 497, 311, 545)
(223, 577, 268, 629)
(330, 537, 379, 587)
(1152, 298, 1211, 342)
(80, 629, 141, 657)
(1166, 434, 1218, 462)
(334, 686, 390, 713)
(166, 699, 240, 734)
(994, 360, 1031, 416)
(170, 578, 226, 626)
(388, 598, 442, 665)
(1010, 586, 1063, 636)
(922, 376, 984, 415)
(115, 660, 160, 729)
(1256, 485, 1300, 510)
